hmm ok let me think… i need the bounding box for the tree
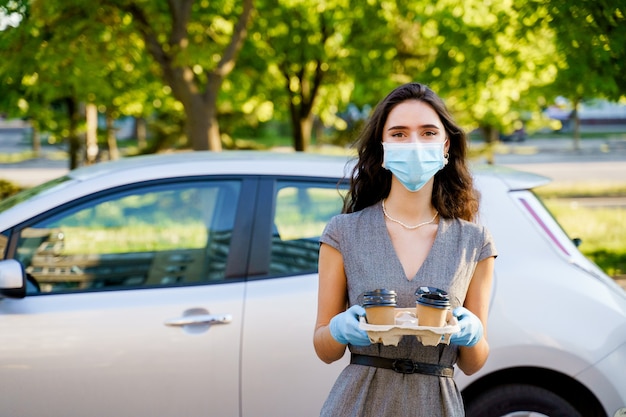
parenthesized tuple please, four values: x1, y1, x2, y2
(241, 0, 344, 151)
(389, 0, 558, 162)
(238, 0, 404, 151)
(0, 0, 96, 168)
(110, 0, 254, 151)
(0, 0, 155, 168)
(542, 0, 626, 148)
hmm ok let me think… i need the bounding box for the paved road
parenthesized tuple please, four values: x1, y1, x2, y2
(0, 127, 69, 187)
(1, 128, 626, 188)
(492, 137, 626, 185)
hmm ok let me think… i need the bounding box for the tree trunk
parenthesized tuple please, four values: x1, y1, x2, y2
(282, 59, 324, 152)
(293, 112, 313, 152)
(123, 0, 253, 153)
(206, 87, 222, 151)
(187, 106, 212, 151)
(313, 116, 324, 145)
(572, 98, 581, 151)
(30, 121, 41, 158)
(135, 117, 147, 149)
(188, 90, 222, 151)
(106, 109, 120, 160)
(292, 110, 303, 152)
(85, 103, 99, 165)
(66, 97, 81, 170)
(481, 125, 498, 165)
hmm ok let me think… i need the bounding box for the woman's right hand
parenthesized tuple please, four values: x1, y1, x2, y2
(329, 305, 371, 346)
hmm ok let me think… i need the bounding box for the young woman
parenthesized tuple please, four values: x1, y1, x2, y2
(314, 82, 497, 416)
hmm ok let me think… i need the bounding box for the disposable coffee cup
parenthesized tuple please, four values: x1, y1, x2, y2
(415, 286, 450, 327)
(362, 289, 397, 325)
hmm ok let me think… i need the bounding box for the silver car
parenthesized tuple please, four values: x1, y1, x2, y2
(0, 151, 624, 417)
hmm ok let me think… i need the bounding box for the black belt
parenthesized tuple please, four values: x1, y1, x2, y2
(350, 354, 454, 378)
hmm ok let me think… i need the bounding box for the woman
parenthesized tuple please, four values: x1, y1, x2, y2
(313, 82, 497, 416)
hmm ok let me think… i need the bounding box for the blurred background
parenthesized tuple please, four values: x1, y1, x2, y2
(0, 0, 625, 283)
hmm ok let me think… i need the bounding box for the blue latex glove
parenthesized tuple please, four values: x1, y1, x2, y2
(449, 307, 483, 347)
(329, 305, 371, 346)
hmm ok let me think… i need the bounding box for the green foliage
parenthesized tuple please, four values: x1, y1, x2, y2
(1, 0, 626, 155)
(397, 0, 559, 134)
(544, 0, 626, 101)
(535, 181, 626, 198)
(587, 249, 626, 278)
(0, 180, 21, 200)
(235, 0, 370, 150)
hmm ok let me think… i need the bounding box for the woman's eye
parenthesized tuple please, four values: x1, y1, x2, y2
(391, 132, 405, 138)
(423, 131, 438, 137)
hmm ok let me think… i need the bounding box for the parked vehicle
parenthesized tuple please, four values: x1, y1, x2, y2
(0, 151, 624, 417)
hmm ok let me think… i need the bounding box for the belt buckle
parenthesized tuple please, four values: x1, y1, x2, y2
(391, 359, 415, 374)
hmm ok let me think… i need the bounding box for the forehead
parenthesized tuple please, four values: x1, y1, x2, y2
(385, 99, 442, 127)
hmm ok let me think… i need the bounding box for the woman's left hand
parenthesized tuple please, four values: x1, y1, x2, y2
(449, 307, 483, 347)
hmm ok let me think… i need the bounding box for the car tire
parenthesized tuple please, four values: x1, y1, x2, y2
(465, 383, 583, 417)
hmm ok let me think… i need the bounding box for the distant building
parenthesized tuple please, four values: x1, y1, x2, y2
(545, 98, 626, 132)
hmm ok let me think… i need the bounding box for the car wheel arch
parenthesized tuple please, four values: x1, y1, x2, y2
(461, 366, 606, 417)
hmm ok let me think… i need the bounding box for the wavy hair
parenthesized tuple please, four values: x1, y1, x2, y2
(343, 82, 479, 221)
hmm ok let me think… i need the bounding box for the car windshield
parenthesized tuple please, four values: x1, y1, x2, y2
(0, 176, 71, 214)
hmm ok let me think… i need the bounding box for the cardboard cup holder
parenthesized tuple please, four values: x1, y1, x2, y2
(359, 307, 460, 346)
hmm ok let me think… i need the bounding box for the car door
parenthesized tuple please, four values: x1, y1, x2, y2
(0, 177, 255, 417)
(240, 177, 349, 416)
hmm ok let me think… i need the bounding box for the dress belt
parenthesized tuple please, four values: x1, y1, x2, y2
(350, 354, 454, 378)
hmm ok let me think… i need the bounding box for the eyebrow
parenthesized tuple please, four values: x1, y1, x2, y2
(386, 124, 441, 131)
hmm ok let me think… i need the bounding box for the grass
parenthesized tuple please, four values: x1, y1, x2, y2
(535, 184, 626, 277)
(0, 149, 68, 163)
(60, 225, 207, 253)
(535, 182, 626, 199)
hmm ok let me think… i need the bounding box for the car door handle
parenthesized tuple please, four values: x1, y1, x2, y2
(164, 313, 233, 327)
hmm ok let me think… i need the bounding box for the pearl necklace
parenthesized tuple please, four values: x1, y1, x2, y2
(381, 199, 439, 230)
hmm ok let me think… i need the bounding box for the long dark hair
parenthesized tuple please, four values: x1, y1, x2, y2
(344, 82, 479, 221)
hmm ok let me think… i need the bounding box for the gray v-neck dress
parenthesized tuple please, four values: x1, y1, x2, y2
(319, 202, 497, 417)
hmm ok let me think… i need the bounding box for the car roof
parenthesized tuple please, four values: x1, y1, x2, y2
(0, 151, 552, 228)
(67, 150, 356, 182)
(66, 150, 550, 190)
(472, 163, 551, 190)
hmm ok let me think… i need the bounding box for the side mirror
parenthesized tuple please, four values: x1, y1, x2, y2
(0, 259, 26, 299)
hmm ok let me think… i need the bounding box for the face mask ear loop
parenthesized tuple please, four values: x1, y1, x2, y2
(444, 152, 449, 166)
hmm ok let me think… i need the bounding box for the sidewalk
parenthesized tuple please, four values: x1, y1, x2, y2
(1, 128, 626, 189)
(489, 136, 626, 163)
(0, 126, 69, 187)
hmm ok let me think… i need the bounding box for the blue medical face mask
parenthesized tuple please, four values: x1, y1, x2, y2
(382, 142, 447, 192)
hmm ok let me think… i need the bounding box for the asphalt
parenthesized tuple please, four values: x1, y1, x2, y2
(1, 127, 626, 188)
(493, 137, 626, 186)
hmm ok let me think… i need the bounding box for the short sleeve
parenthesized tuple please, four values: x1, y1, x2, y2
(319, 215, 342, 251)
(479, 226, 498, 261)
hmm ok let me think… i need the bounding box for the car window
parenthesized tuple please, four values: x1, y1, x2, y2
(15, 180, 241, 294)
(269, 181, 345, 274)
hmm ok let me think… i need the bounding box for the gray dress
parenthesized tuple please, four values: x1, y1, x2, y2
(319, 202, 497, 417)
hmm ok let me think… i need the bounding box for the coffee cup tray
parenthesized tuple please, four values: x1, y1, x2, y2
(359, 308, 460, 347)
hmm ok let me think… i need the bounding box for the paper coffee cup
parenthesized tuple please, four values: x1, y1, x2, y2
(415, 286, 450, 327)
(416, 303, 449, 327)
(362, 289, 397, 325)
(365, 305, 396, 325)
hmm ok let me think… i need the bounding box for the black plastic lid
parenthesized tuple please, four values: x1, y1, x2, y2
(362, 289, 397, 307)
(415, 286, 450, 309)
